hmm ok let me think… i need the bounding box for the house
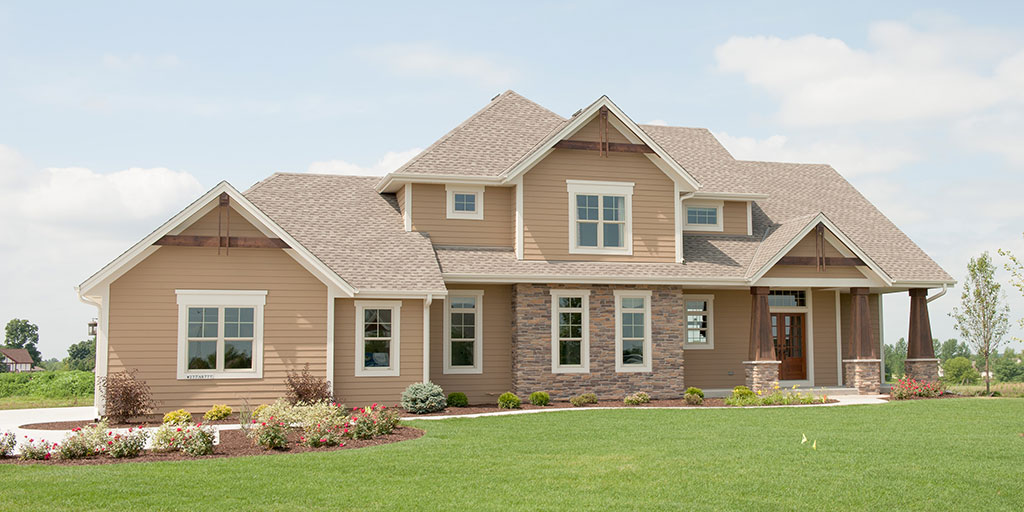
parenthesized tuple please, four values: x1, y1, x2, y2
(77, 92, 953, 413)
(1, 348, 35, 373)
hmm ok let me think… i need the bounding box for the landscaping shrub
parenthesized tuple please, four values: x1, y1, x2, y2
(109, 428, 149, 459)
(447, 392, 469, 407)
(347, 404, 400, 439)
(1, 431, 15, 457)
(402, 381, 447, 413)
(180, 424, 216, 456)
(204, 404, 233, 421)
(0, 371, 94, 399)
(285, 363, 332, 405)
(891, 377, 942, 400)
(295, 401, 348, 428)
(99, 369, 155, 423)
(252, 404, 269, 419)
(255, 398, 302, 425)
(530, 391, 551, 406)
(498, 392, 521, 409)
(942, 357, 980, 385)
(152, 423, 186, 452)
(18, 437, 55, 460)
(684, 393, 704, 406)
(249, 418, 289, 450)
(569, 393, 598, 407)
(684, 387, 704, 398)
(301, 422, 346, 448)
(163, 409, 193, 425)
(731, 386, 755, 399)
(623, 392, 651, 405)
(725, 384, 825, 406)
(57, 429, 99, 459)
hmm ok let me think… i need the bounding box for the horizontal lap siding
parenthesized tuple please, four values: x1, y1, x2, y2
(523, 148, 676, 262)
(429, 284, 513, 404)
(411, 184, 513, 247)
(178, 206, 266, 238)
(333, 298, 424, 406)
(764, 231, 865, 278)
(813, 290, 839, 385)
(680, 290, 750, 389)
(108, 244, 327, 414)
(568, 118, 633, 144)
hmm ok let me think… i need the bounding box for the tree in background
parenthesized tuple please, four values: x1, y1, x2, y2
(64, 339, 96, 371)
(3, 318, 41, 365)
(39, 358, 65, 372)
(884, 338, 908, 381)
(942, 356, 981, 385)
(992, 348, 1024, 382)
(932, 338, 971, 363)
(950, 252, 1010, 394)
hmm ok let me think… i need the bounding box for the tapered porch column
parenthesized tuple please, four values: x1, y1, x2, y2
(743, 287, 780, 392)
(905, 288, 940, 381)
(843, 287, 881, 393)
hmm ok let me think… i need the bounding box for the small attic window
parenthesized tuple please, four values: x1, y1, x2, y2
(446, 185, 484, 220)
(682, 201, 723, 232)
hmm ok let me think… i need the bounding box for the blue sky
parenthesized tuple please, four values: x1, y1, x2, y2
(2, 1, 1024, 358)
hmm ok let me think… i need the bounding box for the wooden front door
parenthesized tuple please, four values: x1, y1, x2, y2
(771, 313, 807, 380)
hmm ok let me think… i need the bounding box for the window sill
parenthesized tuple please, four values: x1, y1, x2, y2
(615, 365, 652, 373)
(442, 366, 482, 375)
(682, 225, 724, 232)
(683, 343, 714, 350)
(552, 366, 590, 374)
(569, 247, 632, 256)
(355, 368, 400, 377)
(177, 370, 262, 380)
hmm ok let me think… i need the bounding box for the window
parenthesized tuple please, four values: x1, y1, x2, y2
(355, 301, 402, 377)
(614, 290, 652, 372)
(567, 180, 634, 255)
(446, 184, 484, 220)
(550, 289, 590, 373)
(768, 290, 807, 307)
(444, 291, 483, 374)
(682, 201, 723, 232)
(175, 290, 266, 380)
(683, 295, 714, 349)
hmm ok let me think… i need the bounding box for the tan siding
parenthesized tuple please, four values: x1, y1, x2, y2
(396, 184, 406, 217)
(179, 206, 266, 238)
(429, 284, 513, 404)
(681, 290, 750, 389)
(107, 246, 327, 414)
(522, 148, 676, 262)
(788, 231, 848, 258)
(763, 231, 865, 278)
(722, 201, 748, 235)
(567, 117, 633, 144)
(410, 184, 513, 247)
(333, 298, 424, 405)
(812, 290, 839, 385)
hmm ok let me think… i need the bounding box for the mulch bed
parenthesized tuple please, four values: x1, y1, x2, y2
(881, 393, 967, 402)
(0, 426, 423, 466)
(402, 397, 838, 416)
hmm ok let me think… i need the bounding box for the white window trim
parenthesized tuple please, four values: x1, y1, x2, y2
(550, 289, 591, 374)
(445, 184, 484, 220)
(175, 290, 267, 380)
(566, 180, 634, 255)
(614, 290, 652, 373)
(682, 294, 715, 350)
(443, 290, 484, 374)
(683, 200, 724, 232)
(355, 300, 402, 377)
(769, 288, 814, 387)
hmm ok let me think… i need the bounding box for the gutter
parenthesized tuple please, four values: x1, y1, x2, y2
(926, 283, 947, 304)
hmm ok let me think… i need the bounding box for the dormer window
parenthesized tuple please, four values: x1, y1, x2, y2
(567, 180, 634, 255)
(445, 185, 484, 220)
(683, 200, 724, 232)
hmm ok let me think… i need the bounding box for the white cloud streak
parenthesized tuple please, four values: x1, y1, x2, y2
(307, 148, 422, 176)
(357, 43, 517, 86)
(714, 132, 918, 176)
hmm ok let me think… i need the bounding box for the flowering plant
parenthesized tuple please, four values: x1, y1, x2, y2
(109, 428, 149, 458)
(19, 437, 55, 461)
(1, 431, 17, 457)
(180, 423, 216, 457)
(249, 418, 289, 450)
(890, 377, 942, 400)
(300, 422, 346, 448)
(152, 423, 187, 452)
(347, 404, 400, 439)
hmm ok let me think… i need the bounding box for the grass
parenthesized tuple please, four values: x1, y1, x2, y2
(948, 382, 1024, 397)
(2, 399, 1022, 511)
(0, 395, 94, 410)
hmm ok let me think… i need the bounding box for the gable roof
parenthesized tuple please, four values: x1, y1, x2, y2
(0, 348, 32, 364)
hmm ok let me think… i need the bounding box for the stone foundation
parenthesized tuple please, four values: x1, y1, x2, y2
(511, 284, 685, 400)
(904, 358, 940, 382)
(743, 361, 780, 392)
(843, 359, 882, 394)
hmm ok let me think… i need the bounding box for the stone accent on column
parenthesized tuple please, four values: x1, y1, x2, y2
(905, 288, 940, 383)
(743, 360, 781, 392)
(904, 358, 940, 382)
(843, 359, 881, 394)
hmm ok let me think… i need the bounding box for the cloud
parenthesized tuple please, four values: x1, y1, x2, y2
(101, 53, 181, 70)
(643, 119, 669, 126)
(357, 43, 517, 86)
(714, 132, 917, 176)
(307, 148, 422, 176)
(955, 110, 1024, 167)
(714, 20, 1024, 126)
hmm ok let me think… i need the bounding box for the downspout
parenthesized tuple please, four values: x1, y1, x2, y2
(423, 294, 433, 383)
(926, 283, 947, 303)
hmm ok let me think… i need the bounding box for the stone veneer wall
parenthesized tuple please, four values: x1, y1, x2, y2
(511, 284, 686, 399)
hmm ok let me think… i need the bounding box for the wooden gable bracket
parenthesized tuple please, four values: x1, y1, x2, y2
(776, 223, 864, 268)
(153, 192, 290, 250)
(552, 106, 655, 155)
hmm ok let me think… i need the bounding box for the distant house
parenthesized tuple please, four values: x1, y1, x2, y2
(1, 348, 35, 372)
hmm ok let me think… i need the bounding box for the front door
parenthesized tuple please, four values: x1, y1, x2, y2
(771, 313, 806, 380)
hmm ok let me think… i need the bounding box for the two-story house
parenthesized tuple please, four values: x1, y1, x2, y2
(77, 92, 953, 413)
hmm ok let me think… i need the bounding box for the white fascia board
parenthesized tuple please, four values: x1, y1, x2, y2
(442, 273, 748, 286)
(355, 289, 449, 299)
(691, 192, 769, 201)
(376, 173, 504, 193)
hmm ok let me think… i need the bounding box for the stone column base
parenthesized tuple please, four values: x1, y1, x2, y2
(843, 359, 882, 394)
(743, 361, 781, 392)
(904, 358, 940, 382)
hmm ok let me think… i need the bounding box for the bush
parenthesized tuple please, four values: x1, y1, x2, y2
(402, 381, 447, 414)
(725, 384, 825, 406)
(529, 391, 551, 406)
(249, 418, 289, 450)
(57, 430, 99, 459)
(251, 404, 269, 420)
(163, 409, 193, 425)
(684, 393, 704, 406)
(1, 431, 16, 457)
(180, 424, 216, 456)
(447, 392, 469, 407)
(497, 392, 521, 409)
(285, 364, 332, 405)
(731, 386, 756, 399)
(255, 398, 300, 425)
(204, 404, 232, 421)
(624, 392, 651, 405)
(18, 437, 55, 461)
(942, 357, 980, 385)
(684, 387, 704, 398)
(109, 428, 149, 459)
(100, 369, 155, 423)
(301, 422, 346, 448)
(152, 423, 187, 452)
(890, 377, 943, 400)
(580, 393, 598, 404)
(0, 371, 95, 399)
(347, 404, 400, 439)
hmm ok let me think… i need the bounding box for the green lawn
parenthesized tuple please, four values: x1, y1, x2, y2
(0, 395, 94, 410)
(2, 399, 1022, 511)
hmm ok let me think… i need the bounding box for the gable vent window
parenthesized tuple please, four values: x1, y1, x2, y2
(446, 185, 484, 220)
(682, 201, 724, 232)
(768, 290, 807, 307)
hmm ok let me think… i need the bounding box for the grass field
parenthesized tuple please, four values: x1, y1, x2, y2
(948, 382, 1024, 397)
(0, 395, 94, 410)
(1, 399, 1021, 511)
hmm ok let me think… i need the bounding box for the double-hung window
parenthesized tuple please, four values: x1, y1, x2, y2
(683, 295, 714, 349)
(614, 290, 652, 372)
(446, 184, 484, 220)
(444, 291, 483, 374)
(550, 289, 590, 373)
(355, 301, 401, 377)
(566, 180, 633, 255)
(175, 290, 266, 380)
(682, 200, 724, 232)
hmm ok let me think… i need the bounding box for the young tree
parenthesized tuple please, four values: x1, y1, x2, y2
(942, 356, 981, 385)
(3, 318, 41, 365)
(884, 338, 908, 381)
(949, 252, 1010, 394)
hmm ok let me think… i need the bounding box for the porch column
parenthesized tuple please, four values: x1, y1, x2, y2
(743, 287, 779, 392)
(843, 287, 881, 393)
(905, 288, 940, 381)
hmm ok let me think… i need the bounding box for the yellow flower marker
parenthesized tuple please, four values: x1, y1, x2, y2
(801, 433, 807, 444)
(812, 440, 817, 451)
